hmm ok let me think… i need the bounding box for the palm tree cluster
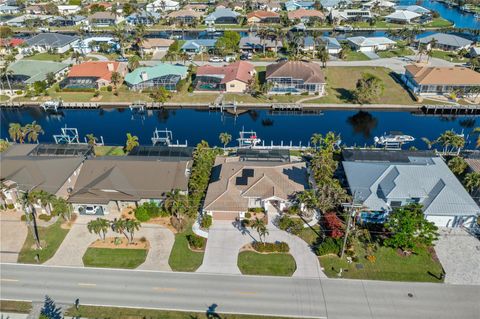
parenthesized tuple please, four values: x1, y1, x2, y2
(421, 129, 466, 154)
(124, 133, 139, 152)
(251, 217, 269, 243)
(87, 217, 141, 244)
(8, 122, 44, 143)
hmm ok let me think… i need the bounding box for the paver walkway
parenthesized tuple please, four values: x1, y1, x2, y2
(434, 228, 480, 285)
(46, 215, 174, 271)
(0, 211, 27, 263)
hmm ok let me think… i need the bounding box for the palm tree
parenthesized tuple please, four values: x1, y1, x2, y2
(87, 218, 104, 240)
(125, 133, 139, 152)
(19, 190, 41, 249)
(113, 23, 130, 57)
(112, 218, 130, 242)
(8, 123, 23, 143)
(464, 172, 480, 194)
(163, 189, 187, 220)
(86, 133, 97, 146)
(29, 190, 54, 215)
(317, 45, 329, 68)
(25, 121, 44, 143)
(110, 71, 121, 90)
(251, 218, 268, 243)
(295, 190, 318, 220)
(323, 131, 340, 151)
(448, 157, 467, 175)
(127, 55, 140, 72)
(310, 133, 323, 149)
(219, 132, 232, 151)
(472, 127, 480, 148)
(125, 219, 141, 243)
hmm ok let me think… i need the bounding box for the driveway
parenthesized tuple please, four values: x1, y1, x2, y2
(363, 51, 380, 60)
(434, 228, 480, 285)
(46, 215, 174, 270)
(197, 217, 326, 278)
(0, 211, 27, 263)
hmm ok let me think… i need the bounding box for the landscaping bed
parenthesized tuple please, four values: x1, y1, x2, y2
(18, 219, 69, 264)
(237, 250, 296, 276)
(82, 247, 148, 269)
(89, 237, 149, 250)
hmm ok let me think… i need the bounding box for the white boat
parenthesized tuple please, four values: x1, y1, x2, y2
(374, 132, 415, 147)
(237, 128, 261, 148)
(41, 99, 62, 112)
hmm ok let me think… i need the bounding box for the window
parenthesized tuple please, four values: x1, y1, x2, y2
(390, 201, 402, 208)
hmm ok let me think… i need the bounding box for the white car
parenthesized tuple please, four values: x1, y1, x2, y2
(83, 206, 98, 215)
(209, 57, 223, 63)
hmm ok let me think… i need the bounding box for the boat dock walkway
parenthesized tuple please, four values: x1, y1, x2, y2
(1, 101, 479, 114)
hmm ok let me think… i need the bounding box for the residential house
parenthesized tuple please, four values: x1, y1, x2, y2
(24, 33, 79, 54)
(385, 10, 421, 24)
(205, 8, 240, 25)
(303, 36, 342, 55)
(256, 0, 282, 12)
(464, 153, 480, 206)
(362, 0, 395, 9)
(0, 38, 24, 55)
(57, 5, 81, 15)
(402, 64, 480, 96)
(124, 63, 188, 91)
(320, 0, 352, 11)
(203, 156, 308, 220)
(246, 11, 280, 24)
(470, 46, 480, 57)
(181, 39, 217, 54)
(146, 0, 180, 12)
(2, 60, 68, 92)
(141, 38, 175, 55)
(0, 5, 19, 14)
(416, 33, 473, 52)
(167, 10, 205, 26)
(73, 37, 119, 55)
(49, 15, 87, 27)
(0, 144, 88, 211)
(395, 5, 431, 15)
(184, 4, 209, 12)
(62, 61, 128, 89)
(88, 12, 120, 27)
(126, 11, 161, 26)
(195, 61, 255, 93)
(342, 149, 480, 228)
(239, 35, 282, 52)
(25, 4, 48, 14)
(5, 14, 54, 27)
(284, 0, 315, 11)
(85, 2, 112, 12)
(265, 60, 326, 95)
(330, 9, 373, 22)
(288, 9, 325, 23)
(347, 36, 396, 52)
(68, 156, 191, 215)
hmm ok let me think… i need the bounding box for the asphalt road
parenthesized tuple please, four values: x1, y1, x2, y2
(1, 263, 479, 319)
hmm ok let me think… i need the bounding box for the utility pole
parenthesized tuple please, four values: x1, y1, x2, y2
(340, 191, 362, 259)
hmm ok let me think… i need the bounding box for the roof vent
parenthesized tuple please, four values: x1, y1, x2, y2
(140, 71, 148, 81)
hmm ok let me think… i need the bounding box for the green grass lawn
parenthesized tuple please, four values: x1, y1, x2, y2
(18, 219, 69, 264)
(0, 300, 32, 314)
(168, 226, 205, 272)
(0, 95, 10, 102)
(306, 66, 416, 105)
(26, 52, 69, 62)
(66, 305, 296, 319)
(320, 245, 444, 282)
(342, 51, 371, 61)
(94, 145, 126, 156)
(429, 50, 465, 63)
(82, 248, 148, 269)
(377, 46, 414, 58)
(297, 225, 321, 246)
(43, 86, 154, 103)
(424, 17, 453, 28)
(237, 251, 296, 276)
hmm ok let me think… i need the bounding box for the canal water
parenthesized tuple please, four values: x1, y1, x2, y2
(1, 108, 478, 150)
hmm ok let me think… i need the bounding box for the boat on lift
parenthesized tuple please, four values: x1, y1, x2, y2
(129, 101, 146, 113)
(374, 131, 415, 148)
(237, 128, 261, 147)
(41, 99, 62, 112)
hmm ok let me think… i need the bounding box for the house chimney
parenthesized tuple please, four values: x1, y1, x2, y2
(107, 63, 114, 72)
(140, 71, 148, 81)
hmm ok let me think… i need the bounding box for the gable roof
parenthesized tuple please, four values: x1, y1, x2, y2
(266, 61, 326, 84)
(141, 38, 174, 49)
(125, 63, 187, 85)
(68, 157, 191, 204)
(247, 10, 280, 19)
(405, 65, 480, 85)
(240, 36, 281, 50)
(25, 32, 78, 48)
(205, 8, 240, 21)
(395, 5, 431, 14)
(168, 9, 204, 18)
(196, 61, 255, 84)
(7, 60, 68, 84)
(385, 10, 421, 21)
(416, 33, 473, 48)
(288, 9, 325, 19)
(347, 36, 396, 47)
(67, 61, 122, 81)
(342, 150, 480, 217)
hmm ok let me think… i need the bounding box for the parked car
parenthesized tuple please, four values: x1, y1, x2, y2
(209, 56, 223, 62)
(276, 57, 288, 62)
(116, 56, 128, 62)
(224, 55, 236, 62)
(80, 205, 99, 215)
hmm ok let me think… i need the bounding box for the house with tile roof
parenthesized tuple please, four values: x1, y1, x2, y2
(68, 156, 191, 215)
(62, 61, 128, 89)
(140, 38, 175, 54)
(24, 32, 79, 54)
(168, 9, 205, 25)
(266, 61, 326, 95)
(416, 33, 473, 52)
(347, 36, 396, 52)
(4, 60, 69, 91)
(284, 0, 315, 11)
(124, 63, 188, 91)
(203, 156, 309, 220)
(239, 35, 282, 52)
(287, 9, 325, 23)
(246, 10, 280, 24)
(402, 65, 480, 96)
(342, 149, 480, 228)
(195, 61, 255, 93)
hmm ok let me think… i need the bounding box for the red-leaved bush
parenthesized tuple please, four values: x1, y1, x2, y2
(323, 212, 344, 239)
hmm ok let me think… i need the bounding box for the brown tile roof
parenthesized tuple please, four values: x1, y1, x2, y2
(88, 11, 116, 21)
(465, 158, 480, 173)
(68, 157, 191, 204)
(168, 9, 204, 18)
(184, 4, 208, 10)
(203, 157, 308, 212)
(141, 38, 175, 49)
(266, 61, 326, 84)
(287, 9, 325, 20)
(197, 61, 255, 84)
(68, 61, 121, 81)
(405, 64, 480, 85)
(247, 10, 280, 19)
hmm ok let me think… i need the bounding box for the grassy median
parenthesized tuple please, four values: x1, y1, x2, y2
(82, 248, 148, 269)
(238, 251, 296, 277)
(168, 227, 205, 272)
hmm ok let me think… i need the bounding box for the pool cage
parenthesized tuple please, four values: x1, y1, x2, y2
(129, 74, 182, 91)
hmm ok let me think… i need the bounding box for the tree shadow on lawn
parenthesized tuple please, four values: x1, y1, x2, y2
(387, 71, 417, 102)
(332, 88, 356, 103)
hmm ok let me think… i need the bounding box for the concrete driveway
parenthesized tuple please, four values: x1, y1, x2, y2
(435, 228, 480, 285)
(0, 211, 28, 263)
(46, 215, 174, 270)
(197, 218, 326, 278)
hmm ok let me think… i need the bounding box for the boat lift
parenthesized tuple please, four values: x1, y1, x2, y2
(129, 101, 146, 113)
(373, 131, 415, 150)
(41, 99, 62, 113)
(53, 126, 80, 144)
(151, 128, 187, 147)
(237, 128, 261, 148)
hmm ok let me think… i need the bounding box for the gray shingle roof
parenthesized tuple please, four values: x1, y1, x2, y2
(417, 33, 473, 48)
(25, 32, 79, 48)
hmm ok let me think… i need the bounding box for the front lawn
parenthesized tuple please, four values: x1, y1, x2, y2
(0, 95, 10, 102)
(424, 17, 453, 28)
(237, 251, 296, 276)
(306, 66, 416, 105)
(168, 226, 205, 272)
(377, 46, 414, 58)
(298, 224, 321, 246)
(320, 245, 444, 282)
(82, 247, 148, 269)
(342, 51, 370, 61)
(18, 219, 69, 264)
(26, 53, 68, 62)
(429, 50, 465, 63)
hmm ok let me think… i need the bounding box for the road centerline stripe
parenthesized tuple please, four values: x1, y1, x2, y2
(78, 283, 96, 287)
(152, 287, 177, 292)
(0, 278, 19, 282)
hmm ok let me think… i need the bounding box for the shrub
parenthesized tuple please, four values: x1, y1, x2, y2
(277, 215, 304, 235)
(134, 208, 150, 222)
(38, 214, 52, 222)
(244, 212, 251, 219)
(134, 202, 162, 222)
(186, 234, 206, 249)
(200, 214, 212, 229)
(242, 219, 250, 227)
(323, 212, 344, 239)
(15, 90, 23, 95)
(107, 85, 112, 92)
(7, 203, 15, 209)
(20, 215, 27, 221)
(139, 236, 147, 243)
(252, 241, 289, 253)
(248, 207, 264, 213)
(93, 90, 100, 97)
(315, 237, 342, 256)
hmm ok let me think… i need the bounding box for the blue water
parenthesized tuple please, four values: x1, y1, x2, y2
(1, 108, 478, 149)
